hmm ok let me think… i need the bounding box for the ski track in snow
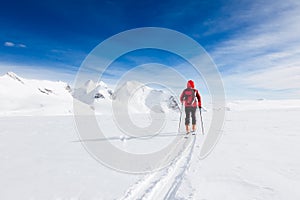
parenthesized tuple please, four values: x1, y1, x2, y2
(120, 135, 196, 200)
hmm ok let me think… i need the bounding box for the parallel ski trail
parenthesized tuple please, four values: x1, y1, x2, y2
(120, 135, 196, 200)
(164, 136, 196, 199)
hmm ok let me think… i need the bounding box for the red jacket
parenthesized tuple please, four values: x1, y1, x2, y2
(180, 87, 201, 108)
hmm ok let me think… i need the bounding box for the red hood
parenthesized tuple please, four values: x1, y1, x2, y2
(187, 80, 194, 88)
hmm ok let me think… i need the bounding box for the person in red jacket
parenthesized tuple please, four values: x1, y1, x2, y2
(180, 80, 201, 134)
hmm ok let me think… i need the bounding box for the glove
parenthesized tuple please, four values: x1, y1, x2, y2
(198, 106, 202, 109)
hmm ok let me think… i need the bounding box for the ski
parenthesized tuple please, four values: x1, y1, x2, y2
(184, 132, 190, 139)
(184, 131, 197, 138)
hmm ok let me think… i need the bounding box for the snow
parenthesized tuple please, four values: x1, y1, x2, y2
(0, 116, 141, 200)
(0, 72, 73, 116)
(176, 107, 300, 200)
(0, 72, 300, 199)
(227, 99, 300, 111)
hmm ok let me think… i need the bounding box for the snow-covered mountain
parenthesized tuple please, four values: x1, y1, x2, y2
(73, 79, 179, 114)
(0, 72, 179, 116)
(111, 81, 179, 113)
(0, 72, 73, 116)
(73, 79, 113, 104)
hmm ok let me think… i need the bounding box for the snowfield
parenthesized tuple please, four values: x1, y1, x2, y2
(0, 72, 300, 199)
(0, 72, 73, 116)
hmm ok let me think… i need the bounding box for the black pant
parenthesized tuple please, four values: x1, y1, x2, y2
(185, 107, 196, 125)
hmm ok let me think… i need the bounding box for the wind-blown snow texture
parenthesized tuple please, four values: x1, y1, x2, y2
(0, 72, 300, 199)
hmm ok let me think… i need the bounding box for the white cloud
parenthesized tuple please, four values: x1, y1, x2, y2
(4, 41, 26, 48)
(18, 44, 26, 48)
(209, 0, 300, 99)
(4, 42, 15, 47)
(244, 66, 300, 90)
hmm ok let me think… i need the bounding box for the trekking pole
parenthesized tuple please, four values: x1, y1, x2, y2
(199, 108, 204, 135)
(178, 103, 183, 133)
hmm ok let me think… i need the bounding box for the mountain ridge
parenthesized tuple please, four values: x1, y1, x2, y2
(0, 72, 180, 116)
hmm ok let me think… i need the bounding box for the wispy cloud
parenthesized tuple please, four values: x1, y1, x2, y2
(18, 44, 26, 48)
(245, 66, 300, 90)
(4, 42, 15, 47)
(4, 41, 27, 48)
(210, 0, 300, 99)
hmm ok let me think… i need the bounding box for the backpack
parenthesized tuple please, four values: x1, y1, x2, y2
(183, 88, 196, 106)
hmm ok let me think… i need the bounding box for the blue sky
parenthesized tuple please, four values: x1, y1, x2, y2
(1, 0, 300, 99)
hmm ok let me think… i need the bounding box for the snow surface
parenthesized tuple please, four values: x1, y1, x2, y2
(0, 72, 300, 199)
(0, 72, 73, 116)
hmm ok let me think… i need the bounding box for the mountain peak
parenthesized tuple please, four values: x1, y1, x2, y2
(6, 72, 25, 84)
